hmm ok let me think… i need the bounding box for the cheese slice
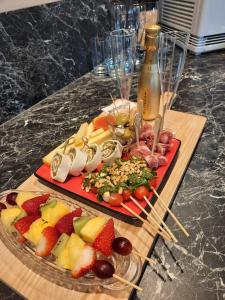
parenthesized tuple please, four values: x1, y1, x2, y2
(88, 129, 113, 146)
(43, 122, 88, 166)
(77, 122, 88, 137)
(88, 128, 104, 139)
(42, 125, 112, 166)
(86, 122, 94, 137)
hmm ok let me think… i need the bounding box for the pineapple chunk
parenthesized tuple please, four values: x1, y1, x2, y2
(67, 233, 85, 268)
(41, 201, 70, 226)
(80, 217, 107, 243)
(1, 207, 22, 231)
(24, 218, 50, 246)
(16, 191, 37, 208)
(56, 246, 71, 269)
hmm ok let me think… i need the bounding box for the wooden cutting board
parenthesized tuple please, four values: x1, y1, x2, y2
(0, 110, 206, 300)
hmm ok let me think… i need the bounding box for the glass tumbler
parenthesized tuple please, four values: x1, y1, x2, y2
(90, 36, 108, 77)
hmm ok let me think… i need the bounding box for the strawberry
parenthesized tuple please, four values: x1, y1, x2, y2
(36, 226, 60, 257)
(55, 208, 82, 235)
(21, 194, 50, 215)
(92, 218, 115, 256)
(15, 215, 39, 235)
(72, 245, 96, 279)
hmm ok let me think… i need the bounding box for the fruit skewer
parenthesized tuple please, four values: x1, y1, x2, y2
(143, 196, 178, 243)
(150, 186, 189, 237)
(112, 237, 156, 266)
(1, 192, 144, 290)
(93, 259, 142, 291)
(129, 196, 172, 241)
(121, 202, 171, 241)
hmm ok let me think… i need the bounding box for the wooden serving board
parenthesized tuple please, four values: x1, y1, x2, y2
(0, 110, 206, 300)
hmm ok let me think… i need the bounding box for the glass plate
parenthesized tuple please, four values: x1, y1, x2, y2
(0, 190, 142, 293)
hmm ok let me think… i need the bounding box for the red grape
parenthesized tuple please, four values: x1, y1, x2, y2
(6, 192, 18, 205)
(92, 260, 115, 279)
(0, 203, 7, 212)
(112, 237, 132, 256)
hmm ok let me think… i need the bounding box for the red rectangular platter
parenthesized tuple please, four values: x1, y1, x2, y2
(34, 138, 181, 225)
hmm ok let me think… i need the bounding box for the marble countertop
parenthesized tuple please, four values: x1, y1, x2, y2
(1, 50, 225, 300)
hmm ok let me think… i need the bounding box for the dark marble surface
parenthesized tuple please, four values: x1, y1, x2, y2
(0, 0, 111, 124)
(1, 50, 225, 299)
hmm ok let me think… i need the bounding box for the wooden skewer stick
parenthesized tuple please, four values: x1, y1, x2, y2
(150, 186, 190, 237)
(129, 196, 171, 241)
(110, 93, 119, 115)
(113, 274, 142, 291)
(143, 196, 178, 243)
(151, 115, 161, 155)
(132, 249, 156, 265)
(121, 202, 166, 240)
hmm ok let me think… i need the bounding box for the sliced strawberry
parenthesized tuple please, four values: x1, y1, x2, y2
(92, 219, 115, 256)
(15, 215, 39, 235)
(21, 194, 50, 215)
(55, 208, 82, 235)
(36, 226, 60, 257)
(72, 245, 96, 279)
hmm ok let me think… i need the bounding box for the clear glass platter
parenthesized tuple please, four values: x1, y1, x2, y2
(0, 190, 142, 293)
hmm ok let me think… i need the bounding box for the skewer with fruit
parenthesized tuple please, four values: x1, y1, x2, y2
(0, 191, 157, 290)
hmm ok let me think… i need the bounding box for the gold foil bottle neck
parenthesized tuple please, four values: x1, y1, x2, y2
(144, 24, 160, 51)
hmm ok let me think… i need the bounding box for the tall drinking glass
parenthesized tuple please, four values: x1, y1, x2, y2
(110, 29, 137, 101)
(158, 31, 190, 130)
(111, 1, 127, 30)
(127, 2, 146, 65)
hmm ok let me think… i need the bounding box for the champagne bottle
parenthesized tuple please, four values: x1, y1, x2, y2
(137, 24, 161, 121)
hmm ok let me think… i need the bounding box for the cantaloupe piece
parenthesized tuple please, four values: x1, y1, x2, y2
(93, 115, 115, 131)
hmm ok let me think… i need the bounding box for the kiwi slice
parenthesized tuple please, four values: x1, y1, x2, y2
(51, 233, 69, 257)
(73, 216, 90, 236)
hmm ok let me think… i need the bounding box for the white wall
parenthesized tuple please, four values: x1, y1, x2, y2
(0, 0, 60, 13)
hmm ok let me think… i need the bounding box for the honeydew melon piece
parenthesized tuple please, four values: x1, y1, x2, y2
(51, 233, 70, 257)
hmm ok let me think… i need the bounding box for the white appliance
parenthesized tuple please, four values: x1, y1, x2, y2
(159, 0, 225, 54)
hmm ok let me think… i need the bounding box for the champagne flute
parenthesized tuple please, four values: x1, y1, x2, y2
(158, 31, 190, 130)
(110, 28, 137, 102)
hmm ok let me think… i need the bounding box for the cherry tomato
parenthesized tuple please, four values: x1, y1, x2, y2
(134, 186, 150, 201)
(122, 190, 131, 201)
(96, 163, 104, 172)
(109, 193, 123, 206)
(149, 177, 158, 189)
(122, 154, 130, 161)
